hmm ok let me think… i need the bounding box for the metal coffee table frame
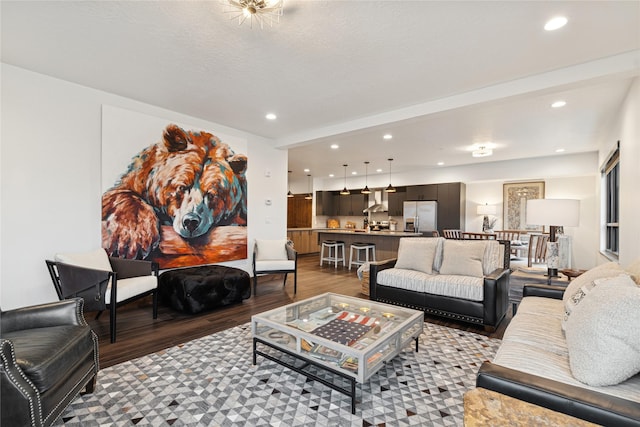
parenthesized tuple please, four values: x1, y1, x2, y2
(251, 293, 424, 414)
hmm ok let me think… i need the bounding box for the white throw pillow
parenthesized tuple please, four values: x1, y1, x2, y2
(394, 238, 440, 275)
(565, 274, 640, 386)
(439, 240, 485, 278)
(55, 248, 112, 271)
(562, 264, 622, 303)
(562, 271, 629, 331)
(255, 239, 288, 261)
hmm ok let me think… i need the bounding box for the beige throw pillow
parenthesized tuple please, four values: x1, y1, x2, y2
(394, 237, 440, 275)
(255, 239, 288, 261)
(562, 264, 622, 303)
(439, 240, 485, 278)
(565, 274, 640, 386)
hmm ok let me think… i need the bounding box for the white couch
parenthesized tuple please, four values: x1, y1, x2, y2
(477, 259, 640, 426)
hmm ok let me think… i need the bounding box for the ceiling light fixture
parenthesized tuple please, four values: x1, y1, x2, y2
(472, 146, 493, 158)
(305, 174, 313, 200)
(330, 144, 339, 149)
(265, 113, 277, 120)
(383, 134, 393, 140)
(287, 170, 294, 197)
(544, 16, 568, 31)
(340, 164, 350, 195)
(551, 100, 567, 108)
(361, 161, 371, 194)
(385, 158, 396, 193)
(223, 0, 283, 29)
(437, 161, 445, 166)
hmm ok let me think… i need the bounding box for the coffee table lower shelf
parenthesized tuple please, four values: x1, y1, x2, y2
(253, 336, 420, 414)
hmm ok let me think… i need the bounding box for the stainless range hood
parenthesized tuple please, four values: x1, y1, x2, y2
(363, 191, 388, 213)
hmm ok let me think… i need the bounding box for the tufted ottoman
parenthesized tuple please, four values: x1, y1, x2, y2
(158, 265, 251, 314)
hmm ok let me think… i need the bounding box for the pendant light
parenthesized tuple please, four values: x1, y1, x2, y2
(287, 170, 294, 197)
(305, 174, 313, 200)
(340, 164, 350, 195)
(361, 161, 371, 194)
(385, 158, 396, 193)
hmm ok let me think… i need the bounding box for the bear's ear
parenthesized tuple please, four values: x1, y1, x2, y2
(228, 154, 247, 175)
(163, 125, 190, 152)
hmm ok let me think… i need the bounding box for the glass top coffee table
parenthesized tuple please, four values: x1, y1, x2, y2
(251, 292, 424, 413)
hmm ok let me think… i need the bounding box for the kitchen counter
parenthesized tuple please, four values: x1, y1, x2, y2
(317, 229, 423, 262)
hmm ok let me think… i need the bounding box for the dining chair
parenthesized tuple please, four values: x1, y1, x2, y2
(527, 234, 549, 267)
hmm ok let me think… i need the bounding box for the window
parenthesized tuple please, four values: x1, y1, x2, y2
(602, 143, 619, 257)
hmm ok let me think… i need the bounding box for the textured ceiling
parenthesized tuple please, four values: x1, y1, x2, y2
(2, 1, 639, 181)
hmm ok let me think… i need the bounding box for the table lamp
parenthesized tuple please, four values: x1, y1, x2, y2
(477, 204, 497, 232)
(526, 199, 580, 280)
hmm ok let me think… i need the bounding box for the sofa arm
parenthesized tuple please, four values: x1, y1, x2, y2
(368, 258, 397, 300)
(482, 268, 510, 327)
(1, 298, 87, 334)
(523, 284, 565, 300)
(1, 339, 43, 426)
(477, 362, 640, 426)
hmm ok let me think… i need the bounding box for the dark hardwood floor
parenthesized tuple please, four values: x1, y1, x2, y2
(91, 254, 511, 368)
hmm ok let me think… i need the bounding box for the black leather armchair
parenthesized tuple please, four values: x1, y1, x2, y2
(1, 298, 99, 427)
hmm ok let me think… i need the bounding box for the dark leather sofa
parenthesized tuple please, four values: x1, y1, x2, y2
(476, 284, 640, 426)
(369, 239, 511, 330)
(1, 298, 99, 427)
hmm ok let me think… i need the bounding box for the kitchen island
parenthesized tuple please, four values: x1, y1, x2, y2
(317, 229, 422, 261)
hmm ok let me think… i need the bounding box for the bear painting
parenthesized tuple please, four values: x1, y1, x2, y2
(102, 124, 248, 268)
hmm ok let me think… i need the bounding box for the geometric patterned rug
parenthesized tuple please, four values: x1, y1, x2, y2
(53, 322, 501, 426)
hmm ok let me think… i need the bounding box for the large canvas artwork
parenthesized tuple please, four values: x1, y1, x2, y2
(503, 181, 545, 231)
(101, 106, 247, 269)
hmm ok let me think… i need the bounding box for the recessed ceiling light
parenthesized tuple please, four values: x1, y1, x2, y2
(330, 144, 339, 149)
(437, 162, 444, 166)
(376, 168, 383, 173)
(544, 16, 568, 31)
(265, 113, 277, 120)
(351, 171, 357, 175)
(383, 134, 393, 140)
(551, 100, 567, 108)
(303, 168, 310, 172)
(556, 148, 566, 153)
(329, 174, 334, 177)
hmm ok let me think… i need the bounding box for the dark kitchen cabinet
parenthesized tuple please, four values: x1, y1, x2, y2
(316, 191, 337, 216)
(406, 184, 438, 201)
(436, 182, 466, 233)
(338, 193, 366, 216)
(387, 189, 407, 216)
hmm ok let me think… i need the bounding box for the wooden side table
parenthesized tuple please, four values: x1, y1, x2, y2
(464, 387, 598, 426)
(560, 268, 587, 281)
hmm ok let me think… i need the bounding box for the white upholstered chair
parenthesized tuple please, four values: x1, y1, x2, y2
(45, 248, 158, 343)
(252, 239, 297, 295)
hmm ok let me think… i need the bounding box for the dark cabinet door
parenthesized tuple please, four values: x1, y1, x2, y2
(406, 184, 437, 201)
(316, 191, 337, 216)
(338, 194, 351, 215)
(387, 190, 407, 216)
(350, 193, 366, 216)
(436, 182, 465, 233)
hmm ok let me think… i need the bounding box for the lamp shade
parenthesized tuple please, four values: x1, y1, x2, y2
(476, 204, 496, 215)
(526, 199, 580, 226)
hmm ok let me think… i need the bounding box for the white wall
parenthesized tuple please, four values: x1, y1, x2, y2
(0, 64, 288, 309)
(599, 77, 640, 266)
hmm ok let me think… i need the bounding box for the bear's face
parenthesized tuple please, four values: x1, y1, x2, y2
(144, 125, 247, 239)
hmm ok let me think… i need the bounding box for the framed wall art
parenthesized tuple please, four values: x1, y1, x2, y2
(503, 181, 545, 231)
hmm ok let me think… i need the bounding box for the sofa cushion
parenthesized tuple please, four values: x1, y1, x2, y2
(439, 240, 485, 278)
(394, 237, 442, 274)
(376, 268, 483, 301)
(482, 240, 501, 274)
(565, 274, 640, 386)
(625, 256, 640, 285)
(255, 239, 289, 261)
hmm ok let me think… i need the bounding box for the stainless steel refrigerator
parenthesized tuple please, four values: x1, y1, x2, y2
(403, 201, 437, 233)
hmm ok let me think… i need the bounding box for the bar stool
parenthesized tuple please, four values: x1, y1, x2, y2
(320, 240, 345, 268)
(349, 242, 376, 270)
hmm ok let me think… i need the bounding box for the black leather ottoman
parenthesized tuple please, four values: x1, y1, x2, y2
(158, 265, 251, 314)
